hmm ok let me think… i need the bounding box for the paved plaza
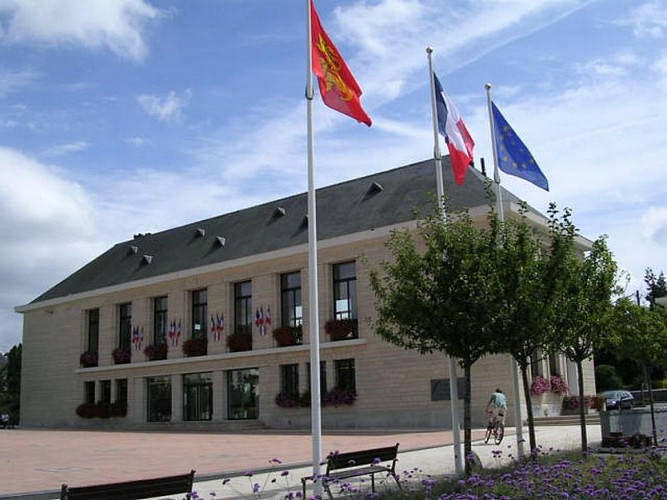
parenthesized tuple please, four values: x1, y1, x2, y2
(0, 424, 602, 499)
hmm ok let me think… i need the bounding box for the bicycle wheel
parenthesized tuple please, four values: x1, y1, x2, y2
(484, 425, 493, 444)
(494, 422, 504, 445)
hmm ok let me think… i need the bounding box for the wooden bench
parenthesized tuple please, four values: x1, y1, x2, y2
(301, 443, 400, 499)
(60, 470, 195, 500)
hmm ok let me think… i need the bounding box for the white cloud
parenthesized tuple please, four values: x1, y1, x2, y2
(0, 0, 163, 61)
(642, 207, 667, 246)
(626, 1, 667, 38)
(125, 136, 151, 146)
(0, 147, 102, 352)
(42, 141, 89, 157)
(0, 68, 37, 97)
(137, 89, 191, 123)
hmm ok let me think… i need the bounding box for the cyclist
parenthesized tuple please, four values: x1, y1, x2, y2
(485, 388, 507, 427)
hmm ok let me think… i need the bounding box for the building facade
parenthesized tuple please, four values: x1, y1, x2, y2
(16, 160, 595, 429)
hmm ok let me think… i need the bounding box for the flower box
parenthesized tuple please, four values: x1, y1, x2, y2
(79, 350, 98, 368)
(323, 387, 356, 407)
(110, 401, 127, 418)
(226, 333, 252, 352)
(183, 337, 208, 357)
(324, 318, 358, 341)
(550, 375, 569, 395)
(561, 395, 603, 415)
(112, 346, 131, 364)
(272, 326, 302, 347)
(143, 343, 168, 361)
(530, 375, 550, 396)
(75, 401, 126, 419)
(275, 392, 301, 408)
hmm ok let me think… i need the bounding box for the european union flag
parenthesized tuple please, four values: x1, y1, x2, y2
(492, 102, 549, 191)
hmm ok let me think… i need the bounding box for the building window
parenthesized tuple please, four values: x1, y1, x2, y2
(86, 308, 99, 353)
(530, 350, 542, 379)
(153, 296, 168, 345)
(183, 373, 212, 421)
(100, 380, 111, 404)
(548, 353, 559, 376)
(234, 281, 252, 336)
(191, 289, 207, 340)
(280, 272, 302, 328)
(333, 262, 357, 320)
(118, 303, 132, 350)
(228, 368, 259, 420)
(335, 359, 356, 394)
(307, 361, 327, 397)
(84, 381, 95, 404)
(147, 376, 171, 422)
(115, 379, 128, 405)
(280, 364, 299, 399)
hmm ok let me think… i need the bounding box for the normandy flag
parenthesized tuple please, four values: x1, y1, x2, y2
(310, 0, 371, 126)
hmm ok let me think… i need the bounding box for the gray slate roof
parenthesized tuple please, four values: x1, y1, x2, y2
(32, 159, 525, 304)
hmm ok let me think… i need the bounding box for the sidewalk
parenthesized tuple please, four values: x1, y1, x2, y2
(0, 425, 601, 499)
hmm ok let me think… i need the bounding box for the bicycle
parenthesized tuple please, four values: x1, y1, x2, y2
(484, 411, 504, 445)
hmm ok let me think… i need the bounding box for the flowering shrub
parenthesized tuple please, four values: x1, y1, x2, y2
(79, 350, 98, 368)
(143, 343, 168, 361)
(272, 326, 302, 347)
(112, 346, 131, 364)
(274, 392, 301, 408)
(275, 388, 355, 409)
(323, 387, 356, 407)
(324, 318, 359, 340)
(109, 401, 127, 418)
(75, 401, 126, 418)
(561, 395, 604, 414)
(226, 333, 252, 352)
(212, 447, 667, 499)
(589, 394, 605, 410)
(550, 374, 569, 395)
(75, 402, 97, 418)
(530, 375, 550, 396)
(182, 337, 207, 357)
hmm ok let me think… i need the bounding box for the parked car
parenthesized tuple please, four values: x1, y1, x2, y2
(601, 390, 634, 410)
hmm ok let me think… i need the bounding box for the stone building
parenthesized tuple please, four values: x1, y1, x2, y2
(15, 159, 594, 429)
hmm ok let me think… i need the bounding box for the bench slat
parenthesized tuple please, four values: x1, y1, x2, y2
(302, 443, 400, 499)
(327, 444, 399, 472)
(61, 470, 195, 500)
(325, 465, 392, 481)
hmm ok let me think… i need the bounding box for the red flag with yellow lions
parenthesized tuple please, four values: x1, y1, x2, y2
(309, 0, 372, 126)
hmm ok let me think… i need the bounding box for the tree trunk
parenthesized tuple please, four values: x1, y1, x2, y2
(644, 365, 658, 446)
(463, 363, 472, 474)
(576, 360, 588, 455)
(520, 365, 537, 452)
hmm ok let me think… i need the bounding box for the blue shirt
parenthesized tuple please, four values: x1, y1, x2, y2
(491, 392, 507, 409)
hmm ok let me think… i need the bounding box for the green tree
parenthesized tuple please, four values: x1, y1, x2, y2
(610, 300, 667, 444)
(370, 205, 500, 472)
(552, 230, 619, 453)
(491, 204, 574, 452)
(0, 343, 22, 423)
(645, 268, 667, 306)
(595, 364, 624, 391)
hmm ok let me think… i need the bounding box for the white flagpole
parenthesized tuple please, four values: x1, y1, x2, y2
(306, 1, 323, 495)
(427, 46, 463, 477)
(485, 83, 525, 458)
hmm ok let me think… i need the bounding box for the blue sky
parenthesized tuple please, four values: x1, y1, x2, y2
(2, 0, 667, 353)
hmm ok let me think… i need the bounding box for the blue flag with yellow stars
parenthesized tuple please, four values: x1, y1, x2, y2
(492, 102, 549, 191)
